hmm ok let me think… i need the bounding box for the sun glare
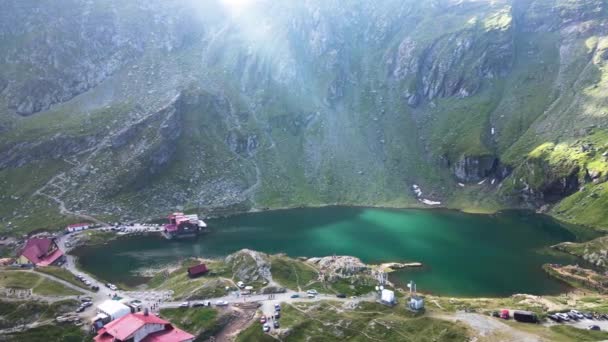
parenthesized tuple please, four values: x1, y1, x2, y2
(220, 0, 255, 13)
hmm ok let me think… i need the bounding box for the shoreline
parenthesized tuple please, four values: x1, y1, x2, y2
(208, 204, 602, 242)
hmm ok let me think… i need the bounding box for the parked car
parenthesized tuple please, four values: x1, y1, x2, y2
(307, 293, 316, 299)
(290, 294, 300, 298)
(274, 311, 281, 319)
(192, 302, 206, 307)
(80, 297, 92, 302)
(584, 312, 594, 319)
(108, 284, 118, 291)
(306, 289, 318, 295)
(260, 316, 267, 324)
(273, 321, 280, 329)
(91, 285, 100, 292)
(556, 313, 570, 321)
(491, 311, 500, 318)
(547, 314, 561, 322)
(566, 312, 579, 320)
(263, 323, 270, 332)
(178, 302, 189, 308)
(336, 293, 347, 299)
(81, 302, 93, 308)
(75, 306, 85, 313)
(513, 310, 538, 323)
(570, 310, 584, 320)
(274, 304, 281, 311)
(216, 301, 229, 307)
(589, 325, 601, 331)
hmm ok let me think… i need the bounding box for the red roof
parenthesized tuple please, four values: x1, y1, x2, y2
(143, 326, 196, 342)
(165, 224, 178, 232)
(187, 264, 208, 276)
(94, 313, 194, 342)
(20, 238, 64, 266)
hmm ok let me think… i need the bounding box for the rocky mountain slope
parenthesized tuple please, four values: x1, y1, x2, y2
(1, 0, 608, 233)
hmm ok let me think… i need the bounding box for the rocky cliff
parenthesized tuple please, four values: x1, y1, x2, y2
(1, 0, 608, 233)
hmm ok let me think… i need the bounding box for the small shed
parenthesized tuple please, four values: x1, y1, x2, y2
(381, 289, 396, 305)
(409, 295, 424, 311)
(187, 264, 209, 278)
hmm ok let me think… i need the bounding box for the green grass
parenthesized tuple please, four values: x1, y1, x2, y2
(235, 323, 277, 342)
(549, 325, 608, 342)
(0, 299, 79, 329)
(149, 259, 232, 300)
(159, 307, 223, 341)
(36, 267, 89, 290)
(74, 230, 117, 246)
(1, 323, 91, 342)
(553, 235, 608, 270)
(33, 278, 81, 296)
(262, 301, 469, 341)
(0, 270, 81, 296)
(0, 160, 79, 236)
(270, 256, 319, 291)
(553, 182, 608, 230)
(328, 278, 376, 297)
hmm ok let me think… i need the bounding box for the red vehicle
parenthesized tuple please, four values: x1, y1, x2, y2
(260, 315, 267, 324)
(500, 309, 510, 319)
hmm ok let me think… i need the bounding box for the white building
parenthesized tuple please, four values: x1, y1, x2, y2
(97, 300, 131, 322)
(381, 289, 396, 305)
(409, 296, 424, 311)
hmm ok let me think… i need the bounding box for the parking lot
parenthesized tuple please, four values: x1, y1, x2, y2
(545, 310, 608, 331)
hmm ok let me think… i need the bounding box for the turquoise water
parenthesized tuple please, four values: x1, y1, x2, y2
(74, 207, 582, 296)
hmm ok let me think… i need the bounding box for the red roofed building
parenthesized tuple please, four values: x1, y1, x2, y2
(187, 264, 208, 278)
(18, 237, 64, 267)
(94, 312, 194, 342)
(163, 212, 206, 239)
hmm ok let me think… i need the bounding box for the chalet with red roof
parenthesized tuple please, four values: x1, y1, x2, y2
(187, 263, 208, 278)
(18, 237, 64, 267)
(94, 312, 194, 342)
(163, 212, 207, 239)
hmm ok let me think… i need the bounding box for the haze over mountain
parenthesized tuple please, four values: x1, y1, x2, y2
(1, 0, 607, 232)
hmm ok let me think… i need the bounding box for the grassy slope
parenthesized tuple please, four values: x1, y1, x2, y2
(35, 267, 90, 291)
(159, 307, 225, 341)
(148, 259, 233, 300)
(0, 270, 81, 296)
(549, 325, 608, 342)
(236, 324, 277, 342)
(270, 256, 320, 291)
(265, 301, 469, 342)
(0, 324, 91, 342)
(0, 160, 79, 235)
(0, 299, 79, 329)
